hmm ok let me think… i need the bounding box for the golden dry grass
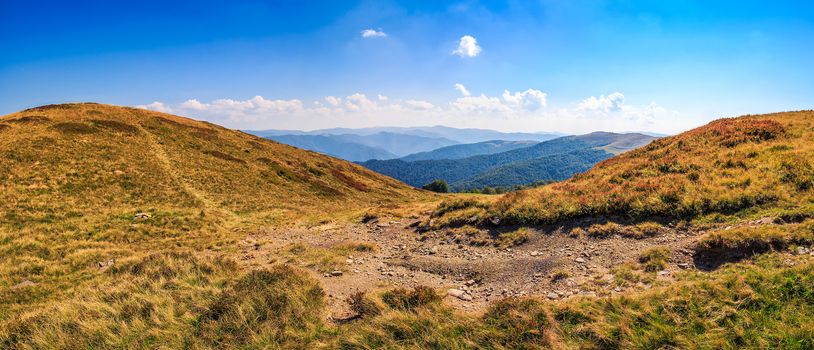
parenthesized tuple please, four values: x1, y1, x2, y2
(432, 111, 814, 228)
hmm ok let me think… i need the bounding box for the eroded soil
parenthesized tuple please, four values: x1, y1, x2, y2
(230, 213, 742, 320)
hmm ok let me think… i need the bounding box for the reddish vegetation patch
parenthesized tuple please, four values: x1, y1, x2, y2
(204, 150, 246, 164)
(51, 122, 97, 134)
(697, 118, 785, 147)
(0, 123, 9, 131)
(6, 115, 51, 124)
(23, 104, 83, 112)
(154, 116, 219, 138)
(90, 119, 140, 135)
(331, 169, 369, 192)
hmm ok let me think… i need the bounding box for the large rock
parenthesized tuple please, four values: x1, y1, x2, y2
(448, 288, 473, 301)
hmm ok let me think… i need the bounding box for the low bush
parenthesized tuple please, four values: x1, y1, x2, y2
(381, 286, 440, 311)
(639, 247, 670, 272)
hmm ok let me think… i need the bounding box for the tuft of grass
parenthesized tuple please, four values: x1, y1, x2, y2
(497, 227, 531, 247)
(695, 222, 814, 261)
(639, 246, 670, 272)
(195, 265, 325, 348)
(348, 291, 381, 319)
(381, 286, 441, 311)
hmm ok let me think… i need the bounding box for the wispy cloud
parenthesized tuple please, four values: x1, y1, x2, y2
(454, 83, 471, 97)
(136, 89, 678, 133)
(361, 28, 387, 38)
(452, 35, 481, 57)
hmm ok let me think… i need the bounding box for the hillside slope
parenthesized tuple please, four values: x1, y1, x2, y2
(400, 140, 538, 161)
(264, 134, 397, 161)
(433, 111, 814, 226)
(0, 103, 423, 230)
(361, 132, 655, 190)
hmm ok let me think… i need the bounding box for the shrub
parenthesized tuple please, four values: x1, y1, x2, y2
(422, 179, 449, 193)
(633, 222, 663, 238)
(497, 227, 530, 247)
(381, 286, 440, 310)
(348, 291, 381, 318)
(639, 247, 670, 272)
(779, 160, 814, 191)
(587, 222, 623, 238)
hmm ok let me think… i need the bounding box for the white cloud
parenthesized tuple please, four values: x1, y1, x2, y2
(136, 101, 172, 113)
(454, 83, 471, 97)
(576, 92, 672, 125)
(577, 92, 625, 112)
(248, 95, 303, 113)
(180, 99, 206, 110)
(452, 35, 482, 57)
(361, 28, 387, 38)
(344, 93, 378, 112)
(451, 94, 511, 114)
(324, 96, 342, 107)
(135, 89, 683, 134)
(404, 99, 435, 110)
(502, 89, 547, 111)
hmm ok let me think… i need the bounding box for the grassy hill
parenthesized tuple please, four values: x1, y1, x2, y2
(361, 132, 655, 191)
(431, 111, 814, 226)
(0, 103, 422, 226)
(0, 103, 427, 333)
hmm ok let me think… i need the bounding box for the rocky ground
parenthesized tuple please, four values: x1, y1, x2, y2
(232, 214, 808, 321)
(229, 217, 674, 316)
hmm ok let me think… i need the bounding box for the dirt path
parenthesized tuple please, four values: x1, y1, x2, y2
(138, 123, 238, 224)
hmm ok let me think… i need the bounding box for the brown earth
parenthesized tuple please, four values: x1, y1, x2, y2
(228, 213, 782, 321)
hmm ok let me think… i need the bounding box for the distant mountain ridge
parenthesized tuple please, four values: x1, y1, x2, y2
(248, 125, 563, 143)
(246, 126, 563, 161)
(264, 134, 397, 162)
(360, 132, 656, 190)
(400, 140, 539, 161)
(260, 132, 457, 159)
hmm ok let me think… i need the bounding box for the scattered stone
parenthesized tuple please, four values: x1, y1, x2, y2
(756, 217, 774, 225)
(465, 279, 477, 286)
(575, 257, 586, 263)
(530, 251, 540, 257)
(97, 259, 115, 269)
(12, 280, 36, 289)
(796, 247, 808, 255)
(429, 246, 438, 255)
(113, 169, 125, 176)
(678, 262, 690, 269)
(547, 292, 559, 300)
(448, 288, 473, 301)
(133, 212, 151, 220)
(330, 270, 343, 277)
(377, 222, 390, 228)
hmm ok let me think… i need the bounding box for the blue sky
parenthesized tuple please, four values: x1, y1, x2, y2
(1, 0, 812, 133)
